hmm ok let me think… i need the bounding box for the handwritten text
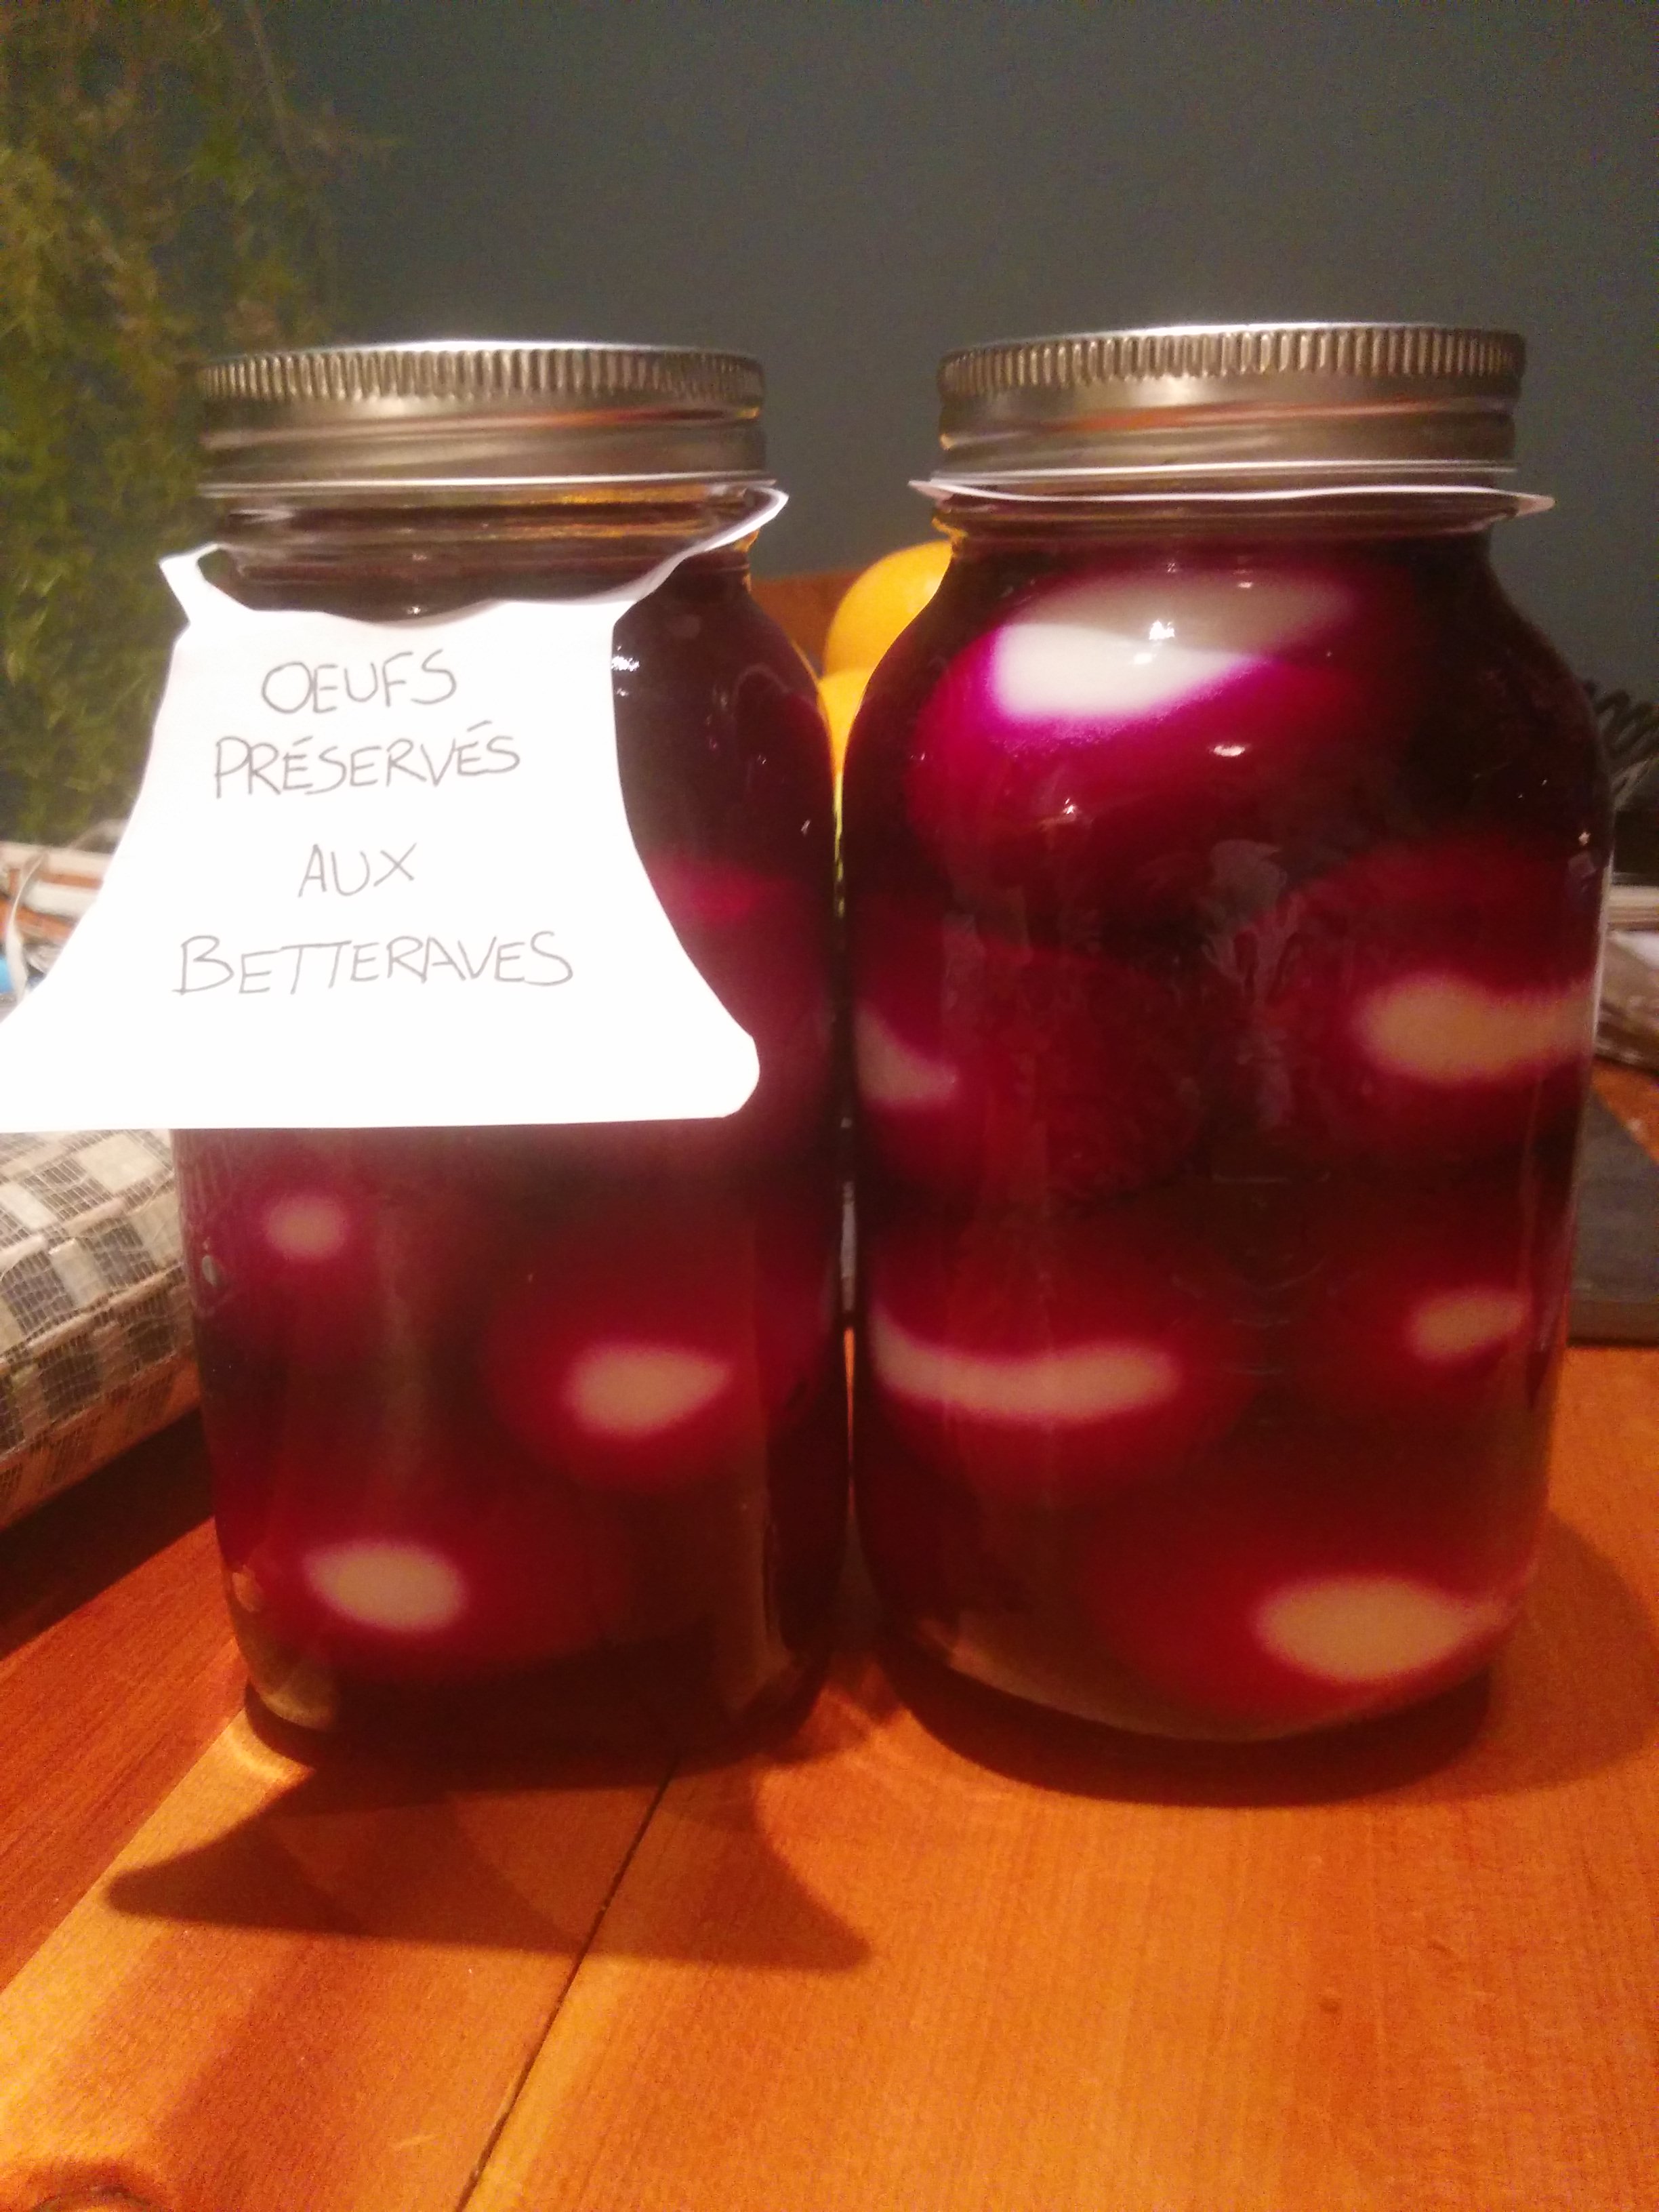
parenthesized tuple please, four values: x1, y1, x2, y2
(213, 723, 520, 800)
(260, 650, 459, 716)
(174, 932, 574, 996)
(298, 844, 417, 897)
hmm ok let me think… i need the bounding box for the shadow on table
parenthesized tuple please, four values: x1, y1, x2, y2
(104, 1653, 869, 1973)
(0, 1418, 212, 1664)
(874, 1512, 1659, 1810)
(98, 1507, 1650, 1955)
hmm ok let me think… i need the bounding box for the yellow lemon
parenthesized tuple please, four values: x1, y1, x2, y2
(822, 540, 951, 676)
(819, 666, 870, 779)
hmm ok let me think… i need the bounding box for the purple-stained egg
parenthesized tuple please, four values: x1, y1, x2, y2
(1231, 830, 1601, 1165)
(216, 1420, 631, 1682)
(512, 850, 835, 1179)
(905, 550, 1425, 922)
(1079, 1422, 1541, 1728)
(480, 1183, 829, 1494)
(853, 893, 1208, 1205)
(863, 1200, 1253, 1505)
(178, 1132, 492, 1368)
(1288, 1173, 1574, 1422)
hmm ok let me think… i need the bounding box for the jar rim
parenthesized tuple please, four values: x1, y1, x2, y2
(198, 340, 771, 500)
(935, 322, 1528, 484)
(917, 479, 1551, 542)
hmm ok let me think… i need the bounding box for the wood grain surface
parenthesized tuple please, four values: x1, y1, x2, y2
(0, 1422, 239, 1996)
(467, 1347, 1659, 2212)
(0, 1421, 673, 2212)
(0, 1700, 671, 2212)
(4, 1370, 1652, 2212)
(1, 1306, 1654, 2209)
(0, 1341, 1653, 2212)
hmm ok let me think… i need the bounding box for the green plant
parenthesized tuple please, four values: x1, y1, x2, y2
(0, 0, 350, 841)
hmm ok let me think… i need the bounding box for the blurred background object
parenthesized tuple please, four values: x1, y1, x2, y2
(1593, 688, 1659, 1071)
(821, 541, 950, 678)
(1591, 684, 1659, 815)
(0, 1126, 196, 1535)
(1, 823, 122, 1010)
(1598, 933, 1659, 1072)
(0, 0, 359, 844)
(808, 541, 950, 779)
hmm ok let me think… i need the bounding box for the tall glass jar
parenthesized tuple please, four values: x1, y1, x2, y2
(844, 325, 1608, 1738)
(174, 342, 844, 1750)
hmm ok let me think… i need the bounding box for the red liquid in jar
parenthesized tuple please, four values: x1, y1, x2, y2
(176, 551, 846, 1750)
(844, 531, 1606, 1737)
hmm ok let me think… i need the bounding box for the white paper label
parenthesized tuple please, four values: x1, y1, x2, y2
(0, 496, 785, 1131)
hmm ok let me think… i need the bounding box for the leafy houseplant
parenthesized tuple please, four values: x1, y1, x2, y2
(0, 0, 350, 842)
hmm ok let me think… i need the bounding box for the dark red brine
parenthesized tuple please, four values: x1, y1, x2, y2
(176, 343, 844, 1749)
(844, 325, 1608, 1737)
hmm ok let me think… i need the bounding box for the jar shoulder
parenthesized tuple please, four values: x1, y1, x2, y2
(614, 567, 836, 888)
(841, 532, 1611, 927)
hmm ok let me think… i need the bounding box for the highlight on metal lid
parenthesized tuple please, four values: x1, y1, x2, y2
(198, 340, 769, 503)
(934, 322, 1529, 486)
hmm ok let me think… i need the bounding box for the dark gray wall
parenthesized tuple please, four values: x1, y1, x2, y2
(283, 0, 1656, 691)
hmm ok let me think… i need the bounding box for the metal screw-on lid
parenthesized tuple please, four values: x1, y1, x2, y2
(935, 323, 1526, 484)
(199, 340, 769, 504)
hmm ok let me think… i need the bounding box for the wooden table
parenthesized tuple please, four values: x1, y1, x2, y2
(2, 1171, 1655, 2211)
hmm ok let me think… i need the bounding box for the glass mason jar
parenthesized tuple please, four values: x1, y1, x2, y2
(174, 342, 844, 1750)
(844, 325, 1609, 1739)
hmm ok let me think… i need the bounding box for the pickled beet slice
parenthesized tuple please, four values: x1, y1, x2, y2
(905, 552, 1423, 924)
(177, 1132, 493, 1368)
(863, 1200, 1253, 1504)
(216, 1422, 630, 1682)
(481, 1183, 834, 1492)
(1231, 830, 1601, 1164)
(1289, 1172, 1574, 1422)
(853, 893, 1207, 1205)
(1079, 1423, 1541, 1728)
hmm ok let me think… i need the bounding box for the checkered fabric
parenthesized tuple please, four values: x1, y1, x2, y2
(0, 1129, 197, 1533)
